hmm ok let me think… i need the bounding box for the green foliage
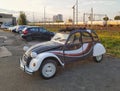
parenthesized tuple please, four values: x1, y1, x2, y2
(68, 19, 73, 22)
(97, 30, 120, 57)
(55, 20, 64, 23)
(114, 16, 120, 20)
(103, 16, 109, 21)
(17, 11, 27, 25)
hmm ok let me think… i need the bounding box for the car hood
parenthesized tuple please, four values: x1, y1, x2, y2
(25, 41, 63, 55)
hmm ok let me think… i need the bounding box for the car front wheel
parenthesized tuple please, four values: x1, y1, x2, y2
(40, 59, 57, 79)
(93, 55, 103, 63)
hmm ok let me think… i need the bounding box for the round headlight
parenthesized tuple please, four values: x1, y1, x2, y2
(23, 46, 29, 51)
(31, 52, 37, 58)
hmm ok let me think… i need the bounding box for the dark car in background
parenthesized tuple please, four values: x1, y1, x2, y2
(21, 26, 55, 41)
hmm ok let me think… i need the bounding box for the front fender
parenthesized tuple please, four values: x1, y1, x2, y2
(29, 52, 64, 72)
(93, 43, 106, 56)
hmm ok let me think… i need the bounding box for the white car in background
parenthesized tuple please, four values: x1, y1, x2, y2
(8, 26, 17, 32)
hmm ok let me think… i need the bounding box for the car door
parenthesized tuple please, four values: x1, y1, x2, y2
(64, 32, 83, 62)
(39, 28, 50, 40)
(29, 27, 39, 39)
(33, 27, 39, 38)
(81, 31, 93, 57)
(64, 31, 93, 62)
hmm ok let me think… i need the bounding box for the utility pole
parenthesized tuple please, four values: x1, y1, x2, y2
(44, 7, 46, 26)
(91, 8, 93, 27)
(76, 0, 78, 25)
(72, 5, 75, 26)
(33, 12, 35, 25)
(83, 13, 85, 24)
(119, 11, 120, 16)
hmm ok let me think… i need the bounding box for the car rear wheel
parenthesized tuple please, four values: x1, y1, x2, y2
(93, 55, 103, 63)
(40, 59, 57, 79)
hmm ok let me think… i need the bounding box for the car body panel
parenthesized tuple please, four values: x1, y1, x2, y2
(93, 43, 106, 56)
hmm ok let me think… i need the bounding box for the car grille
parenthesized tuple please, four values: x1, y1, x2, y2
(23, 54, 32, 67)
(23, 55, 28, 62)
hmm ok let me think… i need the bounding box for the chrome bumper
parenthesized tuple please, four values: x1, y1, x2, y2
(20, 58, 33, 75)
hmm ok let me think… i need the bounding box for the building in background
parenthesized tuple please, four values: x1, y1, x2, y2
(53, 14, 63, 22)
(0, 13, 16, 26)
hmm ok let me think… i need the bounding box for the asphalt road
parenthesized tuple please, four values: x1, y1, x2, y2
(0, 29, 120, 91)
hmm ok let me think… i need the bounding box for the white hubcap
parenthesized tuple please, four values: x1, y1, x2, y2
(42, 63, 56, 78)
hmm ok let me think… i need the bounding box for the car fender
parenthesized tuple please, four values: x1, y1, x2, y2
(93, 43, 106, 56)
(29, 52, 64, 72)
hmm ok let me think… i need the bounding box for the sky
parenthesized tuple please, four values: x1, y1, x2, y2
(0, 0, 120, 22)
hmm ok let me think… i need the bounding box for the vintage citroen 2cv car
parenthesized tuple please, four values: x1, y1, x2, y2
(20, 28, 106, 79)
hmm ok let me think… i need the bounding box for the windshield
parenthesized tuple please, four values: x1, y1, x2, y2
(51, 33, 69, 44)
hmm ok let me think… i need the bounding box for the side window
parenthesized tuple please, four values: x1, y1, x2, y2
(82, 32, 92, 43)
(66, 32, 82, 50)
(91, 32, 99, 41)
(30, 27, 39, 32)
(39, 28, 47, 33)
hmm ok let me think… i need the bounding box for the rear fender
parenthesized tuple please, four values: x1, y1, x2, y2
(93, 43, 106, 56)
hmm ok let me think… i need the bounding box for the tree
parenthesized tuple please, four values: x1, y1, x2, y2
(114, 16, 120, 20)
(17, 11, 27, 25)
(103, 16, 109, 21)
(68, 19, 73, 22)
(56, 20, 64, 23)
(103, 16, 109, 26)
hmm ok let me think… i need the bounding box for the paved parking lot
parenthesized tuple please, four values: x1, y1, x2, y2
(0, 29, 120, 91)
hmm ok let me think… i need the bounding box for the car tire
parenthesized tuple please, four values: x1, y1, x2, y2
(12, 30, 17, 33)
(40, 59, 57, 79)
(26, 36, 32, 41)
(93, 55, 103, 63)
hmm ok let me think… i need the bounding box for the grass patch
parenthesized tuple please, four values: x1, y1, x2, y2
(96, 30, 120, 57)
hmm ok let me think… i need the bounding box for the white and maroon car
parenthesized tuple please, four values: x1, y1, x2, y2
(20, 28, 106, 79)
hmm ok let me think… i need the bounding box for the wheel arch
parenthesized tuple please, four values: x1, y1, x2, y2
(43, 57, 62, 66)
(30, 52, 64, 71)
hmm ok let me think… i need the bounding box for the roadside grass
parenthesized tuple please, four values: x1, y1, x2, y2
(46, 27, 120, 58)
(96, 30, 120, 57)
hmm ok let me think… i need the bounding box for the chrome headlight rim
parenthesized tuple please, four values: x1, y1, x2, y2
(30, 52, 37, 58)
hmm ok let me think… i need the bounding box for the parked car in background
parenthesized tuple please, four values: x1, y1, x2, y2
(15, 25, 27, 33)
(8, 26, 17, 32)
(21, 26, 55, 41)
(1, 23, 13, 29)
(20, 28, 106, 79)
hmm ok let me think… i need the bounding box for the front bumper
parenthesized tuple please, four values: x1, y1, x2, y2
(20, 58, 33, 75)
